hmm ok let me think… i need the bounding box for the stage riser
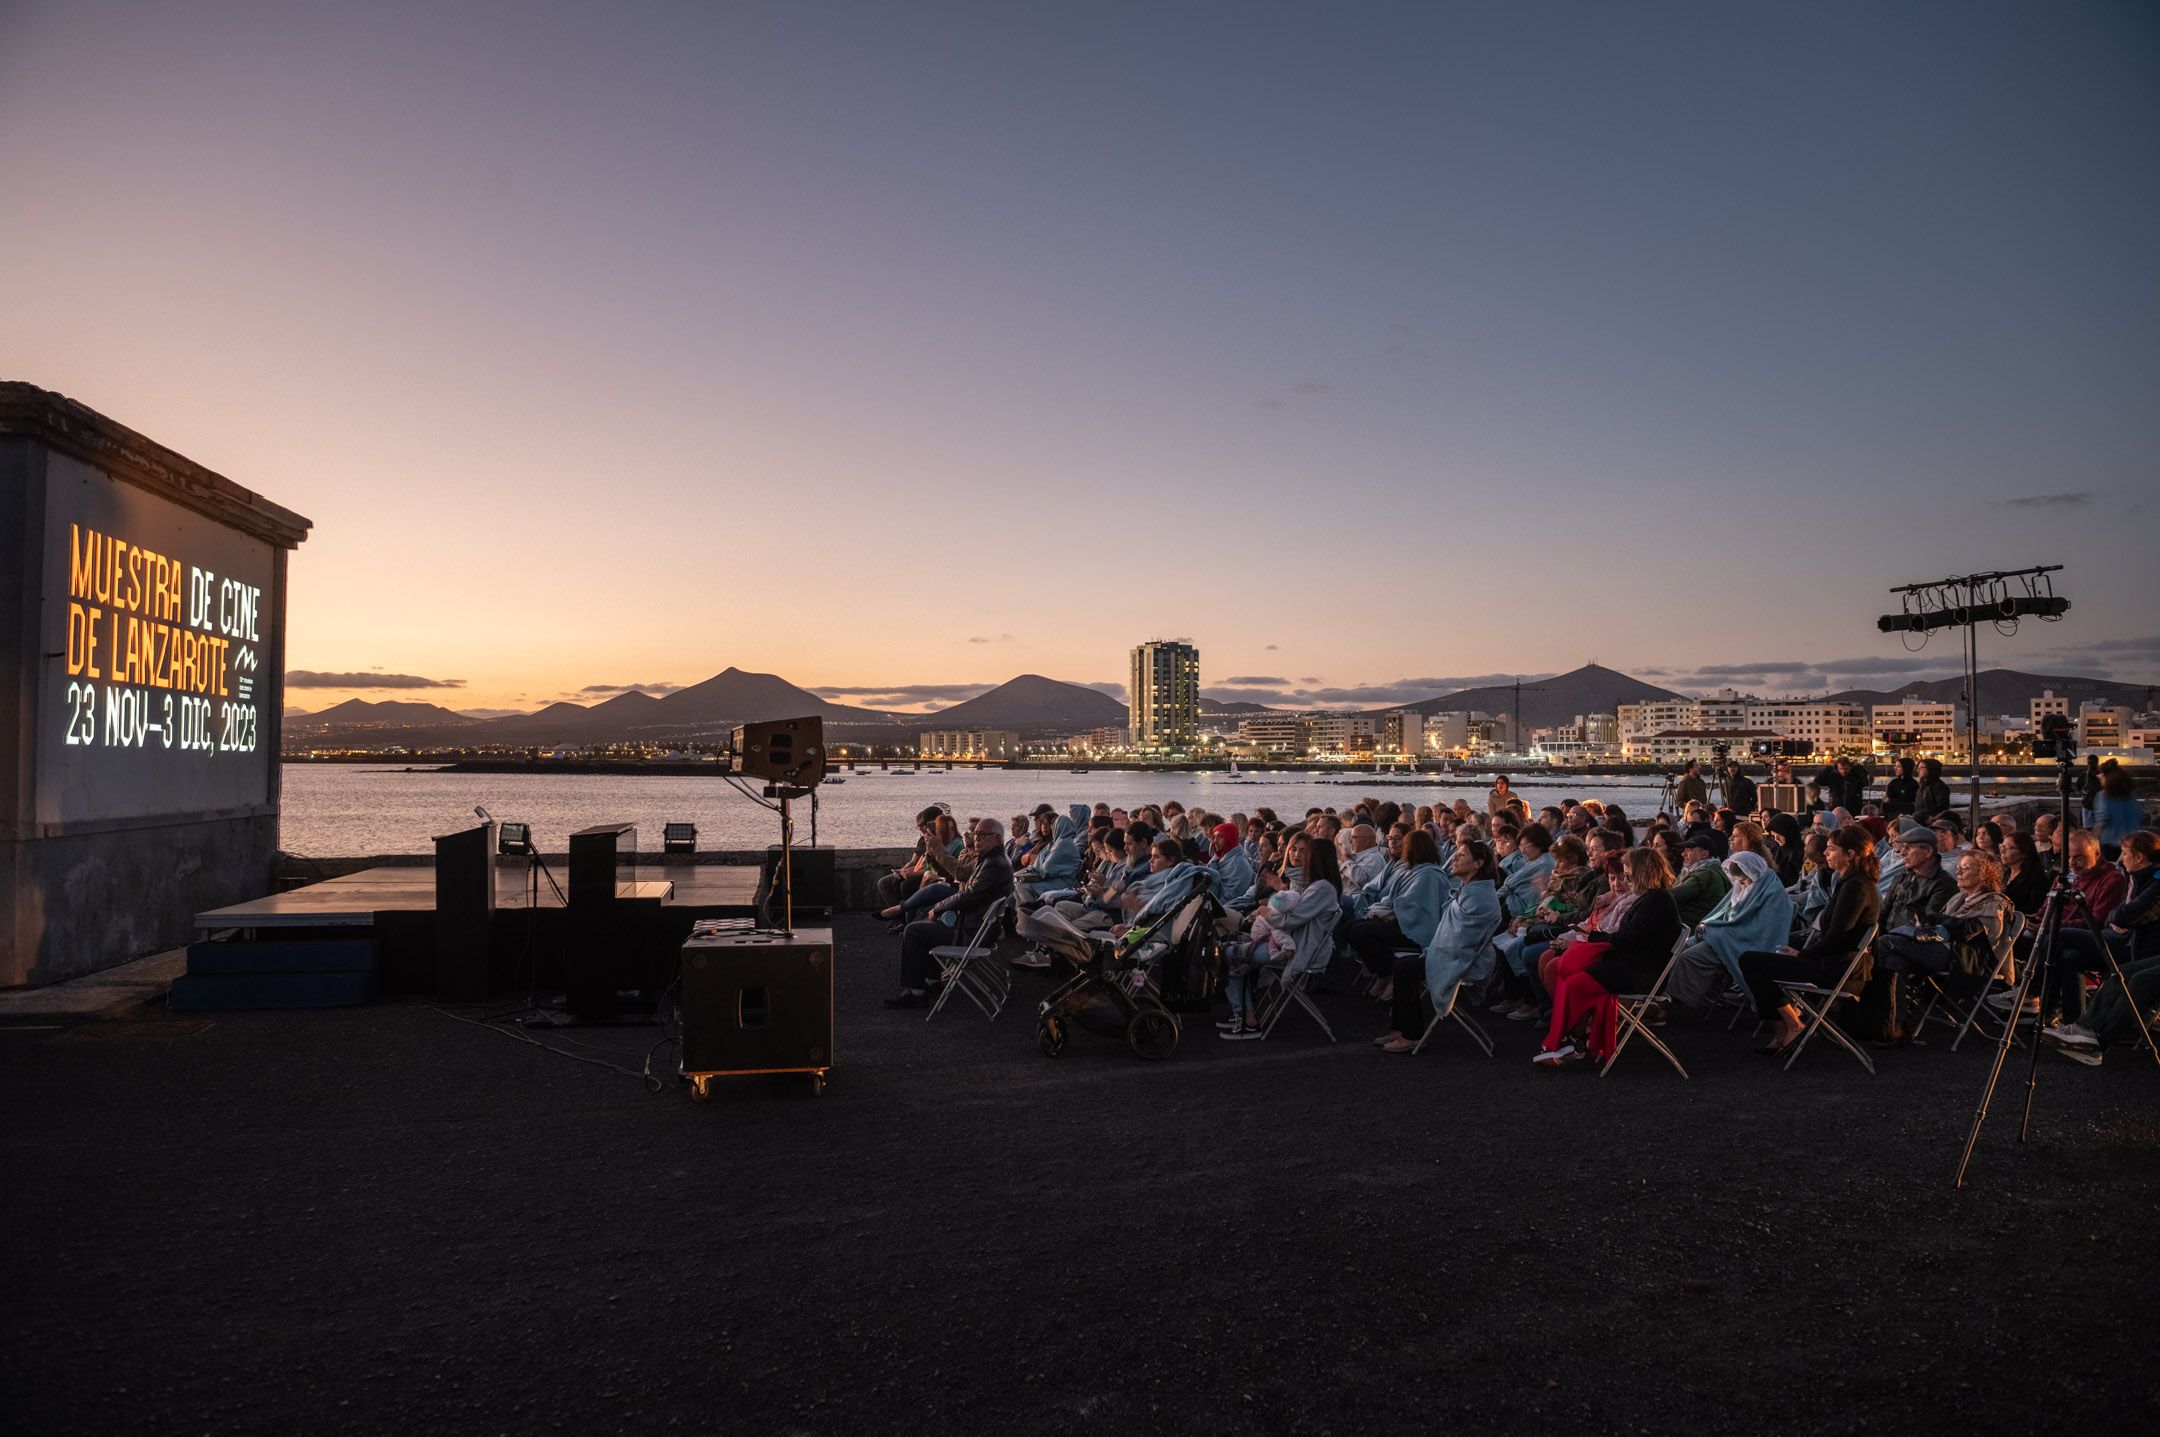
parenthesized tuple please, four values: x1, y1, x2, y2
(169, 971, 378, 1010)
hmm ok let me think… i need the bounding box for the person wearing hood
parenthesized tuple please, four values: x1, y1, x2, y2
(1219, 838, 1342, 1039)
(1376, 839, 1502, 1052)
(1914, 759, 1953, 823)
(1207, 821, 1257, 912)
(1666, 851, 1795, 1014)
(1016, 809, 1084, 900)
(1496, 824, 1556, 923)
(1884, 758, 1920, 821)
(1764, 811, 1806, 887)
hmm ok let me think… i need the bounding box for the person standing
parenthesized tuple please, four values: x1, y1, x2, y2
(1674, 761, 1709, 810)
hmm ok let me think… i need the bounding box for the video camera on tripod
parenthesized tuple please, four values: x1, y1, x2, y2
(2031, 710, 2075, 761)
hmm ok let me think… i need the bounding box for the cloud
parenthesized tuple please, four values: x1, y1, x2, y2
(2023, 635, 2160, 680)
(1222, 674, 1289, 686)
(813, 683, 994, 706)
(1997, 491, 2094, 510)
(1692, 662, 1818, 677)
(579, 681, 682, 695)
(1204, 686, 1303, 706)
(1257, 397, 1284, 410)
(1264, 644, 1278, 651)
(966, 633, 1015, 644)
(1199, 673, 1532, 710)
(1290, 379, 1331, 395)
(287, 670, 464, 689)
(1081, 681, 1127, 699)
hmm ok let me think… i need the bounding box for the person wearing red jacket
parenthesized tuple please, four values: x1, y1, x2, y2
(2038, 829, 2131, 1025)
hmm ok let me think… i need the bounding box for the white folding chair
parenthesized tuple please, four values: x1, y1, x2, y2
(1410, 969, 1494, 1057)
(1777, 923, 1880, 1074)
(1255, 905, 1341, 1043)
(1402, 916, 1502, 1057)
(1600, 932, 1693, 1079)
(927, 898, 1011, 1023)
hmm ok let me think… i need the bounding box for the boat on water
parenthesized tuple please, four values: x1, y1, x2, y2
(889, 767, 917, 776)
(1222, 759, 1256, 783)
(1069, 767, 1091, 775)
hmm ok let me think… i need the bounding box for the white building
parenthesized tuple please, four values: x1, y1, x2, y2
(2078, 703, 2128, 751)
(1623, 728, 1768, 767)
(1128, 640, 1200, 751)
(1618, 700, 1702, 740)
(918, 729, 1020, 761)
(1379, 710, 1424, 756)
(1236, 714, 1308, 757)
(1422, 711, 1471, 755)
(2030, 690, 2070, 733)
(1305, 712, 1378, 756)
(1872, 701, 1960, 758)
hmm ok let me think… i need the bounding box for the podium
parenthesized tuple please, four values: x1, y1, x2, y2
(433, 821, 496, 1001)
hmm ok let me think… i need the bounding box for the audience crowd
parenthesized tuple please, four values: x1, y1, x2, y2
(874, 763, 2158, 1070)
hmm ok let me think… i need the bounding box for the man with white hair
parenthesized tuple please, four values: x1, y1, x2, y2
(1343, 822, 1387, 892)
(887, 819, 1011, 1009)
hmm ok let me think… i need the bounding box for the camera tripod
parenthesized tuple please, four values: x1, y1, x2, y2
(1952, 751, 2158, 1188)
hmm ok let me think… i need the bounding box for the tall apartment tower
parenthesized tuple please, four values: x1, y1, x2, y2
(1128, 640, 1200, 751)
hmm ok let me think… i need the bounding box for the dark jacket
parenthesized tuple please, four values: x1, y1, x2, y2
(1883, 775, 1918, 820)
(934, 848, 1012, 928)
(1914, 777, 1953, 823)
(1800, 873, 1882, 981)
(2003, 863, 2048, 916)
(2110, 865, 2160, 960)
(1884, 859, 1957, 932)
(1725, 771, 1758, 816)
(1584, 887, 1683, 993)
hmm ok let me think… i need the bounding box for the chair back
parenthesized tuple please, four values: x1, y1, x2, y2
(962, 897, 1009, 953)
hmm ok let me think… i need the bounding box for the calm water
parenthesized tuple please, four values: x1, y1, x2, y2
(279, 764, 2062, 856)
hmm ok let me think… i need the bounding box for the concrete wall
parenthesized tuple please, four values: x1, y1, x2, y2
(1, 386, 309, 986)
(274, 847, 920, 913)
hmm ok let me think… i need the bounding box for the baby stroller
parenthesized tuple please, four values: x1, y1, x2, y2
(1032, 903, 1182, 1060)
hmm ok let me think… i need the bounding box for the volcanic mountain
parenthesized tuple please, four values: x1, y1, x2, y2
(1395, 664, 1684, 731)
(916, 674, 1127, 735)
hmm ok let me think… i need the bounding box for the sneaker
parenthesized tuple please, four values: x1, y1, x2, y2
(1531, 1043, 1578, 1068)
(1505, 1003, 1542, 1022)
(1215, 1016, 1244, 1032)
(2042, 1023, 2099, 1051)
(1008, 949, 1052, 970)
(2049, 1041, 2103, 1067)
(1220, 1022, 1264, 1041)
(1645, 998, 1671, 1028)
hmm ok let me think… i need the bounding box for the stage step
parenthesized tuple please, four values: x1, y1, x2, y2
(183, 939, 377, 976)
(168, 969, 379, 1010)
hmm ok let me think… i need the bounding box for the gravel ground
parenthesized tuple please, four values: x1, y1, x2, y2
(4, 915, 2157, 1435)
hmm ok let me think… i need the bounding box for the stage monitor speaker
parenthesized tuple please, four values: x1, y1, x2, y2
(679, 930, 833, 1077)
(757, 845, 835, 919)
(433, 821, 496, 1001)
(730, 717, 827, 786)
(567, 823, 638, 1019)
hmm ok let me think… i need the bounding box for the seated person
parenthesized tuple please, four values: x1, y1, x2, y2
(2032, 828, 2134, 1026)
(1737, 826, 1882, 1050)
(1667, 852, 1794, 1014)
(876, 805, 954, 918)
(1015, 808, 1086, 902)
(1535, 846, 1683, 1066)
(1220, 839, 1342, 1038)
(1344, 830, 1451, 980)
(1671, 830, 1731, 927)
(2043, 831, 2160, 1064)
(1208, 822, 1258, 913)
(1375, 840, 1501, 1053)
(887, 821, 1012, 1008)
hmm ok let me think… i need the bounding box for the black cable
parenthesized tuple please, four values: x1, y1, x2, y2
(423, 1002, 660, 1090)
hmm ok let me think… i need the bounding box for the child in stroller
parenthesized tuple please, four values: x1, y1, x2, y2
(1034, 872, 1226, 1059)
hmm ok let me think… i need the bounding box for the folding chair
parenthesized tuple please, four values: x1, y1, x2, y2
(1410, 970, 1494, 1057)
(1777, 923, 1880, 1074)
(926, 898, 1011, 1023)
(1254, 905, 1341, 1042)
(1904, 909, 2024, 1049)
(1599, 931, 1693, 1079)
(1401, 915, 1502, 1057)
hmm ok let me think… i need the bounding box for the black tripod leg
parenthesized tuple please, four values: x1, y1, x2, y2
(2091, 940, 2160, 1070)
(1953, 942, 2042, 1188)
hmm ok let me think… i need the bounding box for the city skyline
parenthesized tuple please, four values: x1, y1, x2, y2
(4, 2, 2158, 714)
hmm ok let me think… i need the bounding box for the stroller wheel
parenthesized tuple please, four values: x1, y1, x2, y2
(1126, 1008, 1179, 1061)
(1038, 1018, 1066, 1057)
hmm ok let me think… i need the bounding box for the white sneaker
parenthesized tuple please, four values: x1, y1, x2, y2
(1531, 1043, 1578, 1068)
(1220, 1022, 1264, 1041)
(2043, 1023, 2099, 1051)
(2050, 1042, 2103, 1067)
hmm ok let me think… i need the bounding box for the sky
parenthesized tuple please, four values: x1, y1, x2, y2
(3, 0, 2157, 715)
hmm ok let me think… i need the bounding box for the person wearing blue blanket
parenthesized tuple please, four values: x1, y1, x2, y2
(1665, 851, 1794, 1014)
(1377, 839, 1502, 1053)
(1344, 830, 1452, 981)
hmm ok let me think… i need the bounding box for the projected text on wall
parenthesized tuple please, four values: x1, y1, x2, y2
(60, 524, 263, 757)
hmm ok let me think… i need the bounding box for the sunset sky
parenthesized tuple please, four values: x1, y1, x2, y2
(4, 1, 2156, 715)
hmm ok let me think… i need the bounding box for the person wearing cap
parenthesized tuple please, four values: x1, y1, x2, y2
(1671, 830, 1732, 927)
(1883, 821, 1957, 933)
(1930, 812, 1970, 864)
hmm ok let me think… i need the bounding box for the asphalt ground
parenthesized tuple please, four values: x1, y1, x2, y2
(4, 915, 2157, 1435)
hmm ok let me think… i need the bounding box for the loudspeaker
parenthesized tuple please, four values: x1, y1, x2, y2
(756, 845, 836, 921)
(679, 929, 834, 1076)
(567, 823, 638, 1019)
(433, 822, 495, 1001)
(730, 717, 827, 785)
